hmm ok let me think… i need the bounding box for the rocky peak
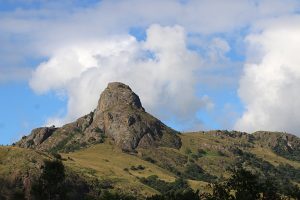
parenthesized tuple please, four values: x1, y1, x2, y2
(98, 82, 144, 113)
(91, 82, 181, 151)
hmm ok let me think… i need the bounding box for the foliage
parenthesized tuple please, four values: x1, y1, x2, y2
(130, 165, 145, 170)
(142, 156, 156, 163)
(31, 159, 66, 200)
(49, 132, 77, 153)
(202, 169, 265, 200)
(183, 162, 217, 182)
(51, 152, 62, 160)
(140, 175, 189, 195)
(185, 147, 192, 155)
(227, 168, 261, 200)
(146, 188, 200, 200)
(141, 176, 200, 200)
(98, 191, 136, 200)
(273, 138, 300, 161)
(202, 167, 299, 200)
(235, 151, 300, 197)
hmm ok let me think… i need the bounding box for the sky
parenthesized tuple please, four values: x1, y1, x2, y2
(1, 0, 300, 144)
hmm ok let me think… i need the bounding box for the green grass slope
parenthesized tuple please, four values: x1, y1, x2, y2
(1, 130, 300, 199)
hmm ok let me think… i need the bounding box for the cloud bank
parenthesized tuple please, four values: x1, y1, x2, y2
(235, 16, 300, 134)
(30, 24, 211, 129)
(2, 0, 300, 135)
(1, 0, 299, 61)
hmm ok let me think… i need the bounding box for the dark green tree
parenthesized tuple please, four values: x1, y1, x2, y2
(147, 188, 200, 200)
(99, 190, 136, 200)
(31, 159, 66, 200)
(202, 183, 233, 200)
(227, 168, 261, 200)
(261, 179, 281, 200)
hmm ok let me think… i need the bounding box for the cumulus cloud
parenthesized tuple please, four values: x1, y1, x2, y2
(1, 0, 299, 58)
(235, 15, 300, 134)
(2, 0, 300, 133)
(30, 24, 211, 128)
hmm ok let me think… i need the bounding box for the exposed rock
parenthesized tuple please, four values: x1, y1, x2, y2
(17, 127, 57, 148)
(98, 82, 144, 112)
(90, 82, 181, 151)
(252, 131, 300, 161)
(16, 82, 182, 152)
(253, 131, 300, 149)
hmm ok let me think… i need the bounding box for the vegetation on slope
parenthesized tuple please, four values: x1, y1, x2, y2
(2, 130, 300, 199)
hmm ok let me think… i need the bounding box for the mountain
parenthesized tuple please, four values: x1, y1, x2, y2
(1, 82, 300, 199)
(16, 82, 181, 152)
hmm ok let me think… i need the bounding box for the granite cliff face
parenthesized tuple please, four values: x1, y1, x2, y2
(16, 82, 181, 152)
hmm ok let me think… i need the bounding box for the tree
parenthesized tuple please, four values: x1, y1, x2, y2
(202, 167, 284, 200)
(261, 179, 281, 200)
(202, 183, 233, 200)
(227, 168, 261, 200)
(31, 159, 66, 200)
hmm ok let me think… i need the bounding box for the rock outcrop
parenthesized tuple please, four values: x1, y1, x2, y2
(253, 131, 300, 161)
(16, 82, 181, 152)
(17, 126, 57, 148)
(90, 82, 181, 150)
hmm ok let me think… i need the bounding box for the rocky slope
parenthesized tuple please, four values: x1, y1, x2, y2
(16, 82, 181, 152)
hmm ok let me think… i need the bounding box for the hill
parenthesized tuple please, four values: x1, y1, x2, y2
(1, 82, 300, 199)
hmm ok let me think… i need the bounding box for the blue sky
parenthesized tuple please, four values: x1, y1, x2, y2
(1, 0, 300, 144)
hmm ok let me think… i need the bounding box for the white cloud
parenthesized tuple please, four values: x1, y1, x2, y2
(235, 15, 300, 134)
(2, 0, 300, 132)
(1, 0, 299, 57)
(30, 25, 207, 129)
(206, 38, 231, 63)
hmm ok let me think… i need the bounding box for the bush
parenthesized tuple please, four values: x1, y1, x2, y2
(140, 175, 189, 195)
(185, 148, 192, 155)
(183, 163, 216, 182)
(143, 156, 156, 163)
(99, 190, 136, 200)
(235, 151, 300, 197)
(201, 167, 299, 200)
(130, 165, 145, 170)
(137, 165, 145, 170)
(147, 188, 200, 200)
(273, 138, 300, 161)
(51, 152, 62, 160)
(31, 159, 66, 199)
(197, 149, 207, 156)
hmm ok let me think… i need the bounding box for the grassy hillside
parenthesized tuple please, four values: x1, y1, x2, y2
(60, 131, 300, 195)
(62, 141, 176, 197)
(1, 130, 300, 199)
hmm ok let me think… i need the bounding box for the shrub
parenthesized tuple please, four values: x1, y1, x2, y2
(130, 165, 145, 170)
(183, 163, 217, 182)
(137, 165, 145, 170)
(99, 190, 136, 200)
(140, 175, 189, 195)
(51, 152, 62, 160)
(147, 188, 200, 200)
(185, 148, 192, 155)
(143, 156, 156, 163)
(201, 167, 287, 200)
(31, 159, 66, 199)
(197, 149, 207, 157)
